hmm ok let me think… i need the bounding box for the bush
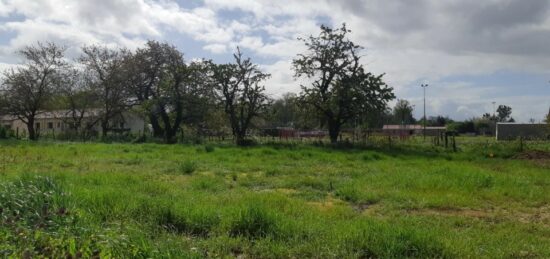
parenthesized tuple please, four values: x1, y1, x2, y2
(0, 126, 7, 139)
(178, 160, 197, 174)
(204, 145, 215, 153)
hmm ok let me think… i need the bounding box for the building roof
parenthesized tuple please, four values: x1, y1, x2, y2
(382, 124, 446, 130)
(0, 109, 103, 121)
(497, 122, 548, 125)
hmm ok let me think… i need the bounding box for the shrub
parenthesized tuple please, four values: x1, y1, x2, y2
(204, 145, 215, 153)
(178, 160, 197, 174)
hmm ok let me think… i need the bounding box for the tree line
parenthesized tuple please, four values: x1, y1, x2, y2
(0, 24, 396, 144)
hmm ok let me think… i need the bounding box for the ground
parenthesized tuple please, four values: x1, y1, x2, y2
(0, 139, 549, 258)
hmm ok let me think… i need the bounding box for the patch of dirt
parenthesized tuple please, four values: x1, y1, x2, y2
(514, 150, 550, 160)
(408, 207, 491, 219)
(352, 201, 379, 213)
(514, 150, 550, 168)
(307, 196, 345, 212)
(407, 205, 550, 226)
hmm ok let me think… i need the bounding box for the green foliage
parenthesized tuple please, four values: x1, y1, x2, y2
(293, 24, 395, 143)
(204, 144, 215, 153)
(0, 176, 153, 258)
(177, 160, 197, 174)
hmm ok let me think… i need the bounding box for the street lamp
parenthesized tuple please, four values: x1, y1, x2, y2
(421, 84, 428, 139)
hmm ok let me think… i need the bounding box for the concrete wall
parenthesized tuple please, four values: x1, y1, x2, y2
(496, 123, 549, 140)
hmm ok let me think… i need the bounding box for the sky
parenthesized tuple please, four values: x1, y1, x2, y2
(0, 0, 549, 122)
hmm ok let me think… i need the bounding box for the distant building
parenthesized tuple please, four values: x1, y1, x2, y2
(0, 110, 145, 137)
(382, 124, 446, 138)
(496, 123, 549, 140)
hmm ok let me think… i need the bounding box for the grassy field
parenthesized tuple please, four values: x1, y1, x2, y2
(0, 139, 549, 258)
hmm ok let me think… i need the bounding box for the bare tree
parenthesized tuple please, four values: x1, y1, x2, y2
(79, 45, 130, 136)
(58, 68, 99, 138)
(0, 42, 66, 140)
(212, 48, 271, 145)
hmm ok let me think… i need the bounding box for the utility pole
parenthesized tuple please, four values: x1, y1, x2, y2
(492, 101, 496, 117)
(421, 84, 428, 139)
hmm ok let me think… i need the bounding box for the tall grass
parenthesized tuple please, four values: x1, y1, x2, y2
(0, 139, 548, 257)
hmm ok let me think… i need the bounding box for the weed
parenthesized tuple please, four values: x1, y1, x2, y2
(178, 160, 197, 174)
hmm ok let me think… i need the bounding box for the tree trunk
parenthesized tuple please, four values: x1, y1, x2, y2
(328, 120, 341, 144)
(164, 128, 177, 144)
(101, 120, 109, 137)
(235, 134, 245, 146)
(27, 118, 37, 141)
(149, 113, 164, 138)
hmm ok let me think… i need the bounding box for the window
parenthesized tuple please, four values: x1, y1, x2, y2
(120, 122, 124, 128)
(57, 122, 61, 128)
(36, 123, 40, 129)
(48, 122, 53, 129)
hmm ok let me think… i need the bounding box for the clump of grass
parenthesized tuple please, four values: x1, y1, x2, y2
(156, 206, 220, 237)
(0, 176, 151, 258)
(204, 145, 215, 153)
(190, 176, 224, 192)
(335, 184, 360, 203)
(342, 222, 453, 258)
(230, 203, 279, 239)
(178, 160, 197, 174)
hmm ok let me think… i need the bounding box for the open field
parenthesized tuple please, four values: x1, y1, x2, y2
(0, 139, 549, 258)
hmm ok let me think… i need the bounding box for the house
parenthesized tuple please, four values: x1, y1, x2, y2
(382, 124, 446, 138)
(0, 110, 145, 137)
(496, 123, 549, 140)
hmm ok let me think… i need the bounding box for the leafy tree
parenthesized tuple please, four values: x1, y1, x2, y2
(425, 115, 453, 127)
(392, 99, 415, 125)
(79, 45, 130, 136)
(496, 105, 512, 122)
(124, 41, 212, 143)
(268, 93, 300, 128)
(0, 42, 66, 140)
(212, 48, 271, 145)
(123, 40, 168, 138)
(292, 24, 394, 143)
(448, 120, 475, 134)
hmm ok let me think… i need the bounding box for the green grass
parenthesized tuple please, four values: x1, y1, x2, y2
(0, 139, 549, 258)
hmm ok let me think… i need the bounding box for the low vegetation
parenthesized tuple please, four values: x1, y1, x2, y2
(0, 139, 549, 258)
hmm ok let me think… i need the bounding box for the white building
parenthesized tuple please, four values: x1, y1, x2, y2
(0, 110, 145, 137)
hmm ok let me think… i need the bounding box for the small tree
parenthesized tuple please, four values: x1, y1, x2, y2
(496, 105, 512, 122)
(212, 48, 270, 145)
(0, 42, 66, 140)
(293, 24, 394, 143)
(392, 99, 415, 125)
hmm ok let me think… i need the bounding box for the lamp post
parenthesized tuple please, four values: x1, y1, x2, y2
(421, 84, 428, 139)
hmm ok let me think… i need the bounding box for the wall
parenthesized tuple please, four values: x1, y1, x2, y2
(496, 123, 549, 140)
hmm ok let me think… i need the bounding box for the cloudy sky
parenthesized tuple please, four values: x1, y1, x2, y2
(1, 0, 549, 122)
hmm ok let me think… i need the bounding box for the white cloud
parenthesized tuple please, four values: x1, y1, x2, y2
(203, 43, 227, 54)
(0, 0, 549, 121)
